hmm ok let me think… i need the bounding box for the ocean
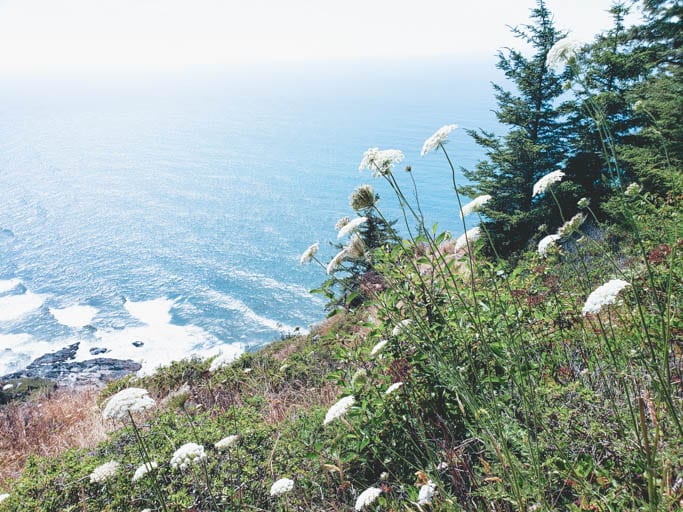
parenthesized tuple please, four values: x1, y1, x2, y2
(0, 57, 500, 376)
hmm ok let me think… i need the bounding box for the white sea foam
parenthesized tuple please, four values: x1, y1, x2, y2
(0, 333, 69, 375)
(230, 269, 318, 301)
(206, 289, 306, 335)
(0, 291, 47, 322)
(0, 278, 21, 294)
(124, 297, 175, 325)
(49, 305, 98, 328)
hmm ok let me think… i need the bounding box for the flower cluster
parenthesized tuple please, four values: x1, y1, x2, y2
(454, 227, 481, 252)
(557, 213, 585, 239)
(323, 395, 355, 425)
(421, 124, 458, 156)
(460, 194, 491, 218)
(170, 443, 206, 470)
(215, 435, 239, 450)
(338, 216, 367, 239)
(355, 486, 382, 510)
(102, 388, 155, 421)
(89, 461, 120, 483)
(532, 170, 565, 197)
(392, 318, 412, 337)
(546, 37, 580, 71)
(537, 234, 560, 256)
(335, 216, 350, 231)
(270, 478, 294, 497)
(359, 148, 404, 177)
(132, 461, 157, 483)
(385, 382, 403, 395)
(582, 279, 631, 315)
(370, 339, 388, 356)
(299, 242, 319, 264)
(418, 480, 436, 505)
(350, 184, 376, 211)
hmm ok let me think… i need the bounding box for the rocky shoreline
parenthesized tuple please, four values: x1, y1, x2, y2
(1, 342, 141, 387)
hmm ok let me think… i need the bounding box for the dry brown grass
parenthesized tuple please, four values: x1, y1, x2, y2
(0, 387, 111, 488)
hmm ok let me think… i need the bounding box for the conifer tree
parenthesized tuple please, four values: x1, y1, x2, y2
(462, 0, 568, 258)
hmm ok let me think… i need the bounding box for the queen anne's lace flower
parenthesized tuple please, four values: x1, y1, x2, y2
(385, 382, 403, 395)
(625, 183, 641, 197)
(132, 461, 157, 483)
(454, 227, 481, 252)
(215, 435, 239, 450)
(421, 124, 458, 156)
(418, 480, 436, 505)
(577, 197, 590, 209)
(538, 234, 560, 256)
(324, 395, 355, 425)
(270, 478, 294, 497)
(102, 388, 155, 421)
(170, 443, 206, 470)
(299, 242, 319, 264)
(532, 170, 565, 197)
(338, 217, 368, 239)
(582, 279, 630, 316)
(546, 38, 581, 71)
(557, 213, 585, 239)
(350, 184, 376, 210)
(392, 319, 412, 337)
(346, 233, 366, 260)
(370, 339, 388, 356)
(460, 195, 491, 218)
(355, 486, 382, 510)
(326, 248, 348, 274)
(335, 216, 350, 231)
(90, 461, 120, 483)
(359, 148, 404, 177)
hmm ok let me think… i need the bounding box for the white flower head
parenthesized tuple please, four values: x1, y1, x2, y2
(454, 227, 481, 252)
(359, 148, 405, 177)
(338, 216, 368, 239)
(625, 183, 641, 197)
(326, 248, 348, 274)
(215, 435, 239, 450)
(418, 480, 436, 505)
(392, 318, 412, 337)
(270, 478, 294, 497)
(346, 233, 366, 260)
(582, 279, 631, 316)
(323, 395, 355, 425)
(102, 388, 155, 421)
(421, 124, 458, 156)
(350, 184, 376, 211)
(385, 382, 403, 395)
(577, 197, 590, 209)
(335, 216, 350, 231)
(557, 213, 585, 239)
(370, 339, 388, 356)
(532, 170, 565, 197)
(170, 442, 206, 470)
(546, 37, 581, 71)
(299, 242, 319, 264)
(132, 461, 158, 483)
(355, 486, 382, 510)
(0, 494, 8, 504)
(538, 234, 560, 256)
(460, 195, 491, 218)
(89, 461, 120, 483)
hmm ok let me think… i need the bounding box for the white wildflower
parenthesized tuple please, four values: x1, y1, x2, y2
(350, 184, 376, 210)
(270, 478, 294, 497)
(421, 124, 458, 156)
(132, 461, 157, 483)
(335, 216, 350, 231)
(170, 442, 206, 470)
(370, 339, 388, 356)
(392, 319, 412, 337)
(625, 183, 641, 197)
(532, 170, 565, 197)
(418, 480, 436, 505)
(546, 38, 581, 71)
(346, 233, 366, 259)
(338, 216, 368, 239)
(385, 382, 403, 395)
(538, 234, 560, 256)
(215, 435, 239, 450)
(0, 494, 9, 503)
(102, 388, 155, 421)
(141, 509, 151, 512)
(359, 148, 404, 177)
(557, 213, 585, 238)
(355, 486, 382, 510)
(582, 279, 631, 316)
(460, 195, 491, 218)
(299, 242, 319, 264)
(89, 461, 120, 483)
(577, 197, 590, 209)
(326, 248, 348, 274)
(323, 395, 355, 426)
(454, 227, 481, 252)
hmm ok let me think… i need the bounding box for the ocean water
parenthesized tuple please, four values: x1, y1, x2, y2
(0, 57, 500, 376)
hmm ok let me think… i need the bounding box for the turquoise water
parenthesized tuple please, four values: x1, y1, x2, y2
(0, 57, 500, 375)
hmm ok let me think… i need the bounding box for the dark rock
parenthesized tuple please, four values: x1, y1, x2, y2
(132, 340, 144, 347)
(89, 347, 109, 355)
(2, 342, 141, 386)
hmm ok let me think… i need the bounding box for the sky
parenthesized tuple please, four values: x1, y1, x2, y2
(0, 0, 634, 78)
